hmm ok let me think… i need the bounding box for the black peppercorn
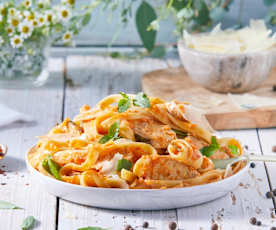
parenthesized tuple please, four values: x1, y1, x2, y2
(266, 191, 274, 198)
(211, 223, 218, 230)
(125, 224, 133, 230)
(142, 221, 149, 228)
(249, 217, 257, 225)
(169, 221, 177, 230)
(250, 162, 256, 168)
(256, 221, 262, 226)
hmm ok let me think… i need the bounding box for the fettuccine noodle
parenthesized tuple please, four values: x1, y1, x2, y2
(28, 93, 245, 189)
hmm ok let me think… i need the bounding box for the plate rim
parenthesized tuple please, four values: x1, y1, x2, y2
(26, 146, 249, 193)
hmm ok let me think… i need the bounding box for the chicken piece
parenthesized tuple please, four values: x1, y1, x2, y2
(133, 155, 199, 180)
(132, 119, 176, 149)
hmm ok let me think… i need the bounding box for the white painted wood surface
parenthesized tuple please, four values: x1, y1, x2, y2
(0, 54, 276, 230)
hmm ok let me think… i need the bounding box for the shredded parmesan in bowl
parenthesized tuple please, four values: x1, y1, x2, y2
(184, 20, 276, 54)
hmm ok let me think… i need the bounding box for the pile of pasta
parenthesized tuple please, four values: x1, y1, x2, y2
(28, 93, 245, 189)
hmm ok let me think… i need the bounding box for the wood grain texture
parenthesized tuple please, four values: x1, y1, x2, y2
(0, 58, 64, 230)
(142, 66, 276, 130)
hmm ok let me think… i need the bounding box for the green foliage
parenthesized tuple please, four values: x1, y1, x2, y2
(99, 121, 120, 144)
(21, 216, 35, 230)
(264, 0, 276, 7)
(117, 159, 132, 171)
(136, 1, 157, 52)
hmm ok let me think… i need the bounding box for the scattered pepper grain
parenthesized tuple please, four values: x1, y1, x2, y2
(272, 146, 276, 153)
(142, 222, 149, 228)
(169, 221, 177, 230)
(249, 217, 257, 225)
(256, 221, 262, 226)
(266, 191, 274, 199)
(125, 224, 133, 230)
(211, 223, 218, 230)
(250, 162, 256, 168)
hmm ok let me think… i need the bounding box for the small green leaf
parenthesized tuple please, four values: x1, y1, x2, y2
(0, 200, 20, 209)
(136, 1, 157, 52)
(99, 121, 120, 144)
(228, 144, 240, 155)
(177, 8, 194, 19)
(172, 129, 187, 138)
(48, 158, 61, 180)
(211, 136, 219, 147)
(110, 52, 121, 58)
(21, 216, 35, 230)
(210, 7, 226, 21)
(133, 92, 150, 108)
(78, 227, 109, 230)
(42, 158, 50, 172)
(194, 0, 210, 25)
(117, 159, 132, 171)
(82, 13, 91, 26)
(118, 93, 131, 113)
(200, 145, 218, 157)
(264, 0, 276, 7)
(151, 45, 166, 58)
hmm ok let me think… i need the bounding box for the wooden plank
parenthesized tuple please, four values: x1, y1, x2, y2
(0, 58, 64, 229)
(142, 66, 276, 130)
(177, 129, 276, 230)
(58, 55, 177, 230)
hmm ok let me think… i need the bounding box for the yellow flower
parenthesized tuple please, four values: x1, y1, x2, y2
(9, 16, 20, 27)
(58, 6, 72, 21)
(7, 26, 14, 36)
(11, 35, 23, 48)
(45, 11, 54, 25)
(62, 0, 75, 7)
(63, 31, 73, 43)
(19, 21, 33, 38)
(0, 4, 6, 16)
(32, 19, 38, 27)
(37, 14, 45, 26)
(23, 0, 32, 8)
(8, 8, 16, 17)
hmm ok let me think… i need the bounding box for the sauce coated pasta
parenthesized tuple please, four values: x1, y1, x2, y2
(28, 93, 245, 189)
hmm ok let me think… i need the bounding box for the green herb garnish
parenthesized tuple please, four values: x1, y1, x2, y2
(172, 129, 188, 138)
(99, 121, 120, 144)
(43, 156, 61, 180)
(0, 200, 20, 209)
(21, 216, 35, 230)
(200, 136, 219, 157)
(78, 227, 109, 230)
(117, 159, 132, 171)
(228, 144, 240, 155)
(133, 92, 150, 108)
(118, 92, 131, 113)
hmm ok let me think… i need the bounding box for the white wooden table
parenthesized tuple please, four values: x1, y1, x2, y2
(1, 52, 276, 230)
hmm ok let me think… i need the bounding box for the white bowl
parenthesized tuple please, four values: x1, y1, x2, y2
(178, 39, 276, 93)
(26, 149, 249, 210)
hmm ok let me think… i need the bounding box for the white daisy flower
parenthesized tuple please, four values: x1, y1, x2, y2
(8, 8, 16, 17)
(63, 31, 73, 43)
(19, 20, 33, 38)
(31, 19, 38, 28)
(8, 16, 21, 28)
(37, 14, 46, 26)
(23, 0, 32, 8)
(0, 36, 4, 45)
(0, 4, 6, 17)
(11, 35, 23, 48)
(62, 0, 75, 7)
(58, 6, 72, 21)
(7, 26, 14, 36)
(45, 11, 55, 25)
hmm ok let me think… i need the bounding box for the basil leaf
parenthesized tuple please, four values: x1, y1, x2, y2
(118, 92, 131, 113)
(211, 136, 219, 147)
(99, 121, 120, 144)
(21, 216, 35, 230)
(42, 158, 50, 172)
(228, 144, 239, 155)
(133, 92, 150, 108)
(0, 200, 20, 209)
(200, 145, 218, 157)
(117, 159, 132, 171)
(48, 158, 61, 180)
(172, 129, 187, 138)
(78, 227, 109, 230)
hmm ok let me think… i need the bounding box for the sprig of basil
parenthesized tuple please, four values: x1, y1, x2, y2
(0, 200, 20, 209)
(21, 216, 35, 230)
(42, 156, 61, 180)
(118, 92, 131, 113)
(200, 136, 219, 157)
(117, 159, 132, 171)
(133, 92, 150, 108)
(228, 144, 240, 155)
(99, 121, 120, 144)
(172, 129, 188, 138)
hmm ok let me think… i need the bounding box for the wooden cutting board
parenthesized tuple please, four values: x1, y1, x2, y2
(142, 66, 276, 130)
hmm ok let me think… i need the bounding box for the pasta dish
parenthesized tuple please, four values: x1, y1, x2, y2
(28, 93, 245, 189)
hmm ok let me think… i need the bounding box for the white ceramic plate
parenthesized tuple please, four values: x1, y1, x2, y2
(26, 151, 249, 210)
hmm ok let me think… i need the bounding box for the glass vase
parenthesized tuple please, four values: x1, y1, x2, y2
(0, 38, 50, 89)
